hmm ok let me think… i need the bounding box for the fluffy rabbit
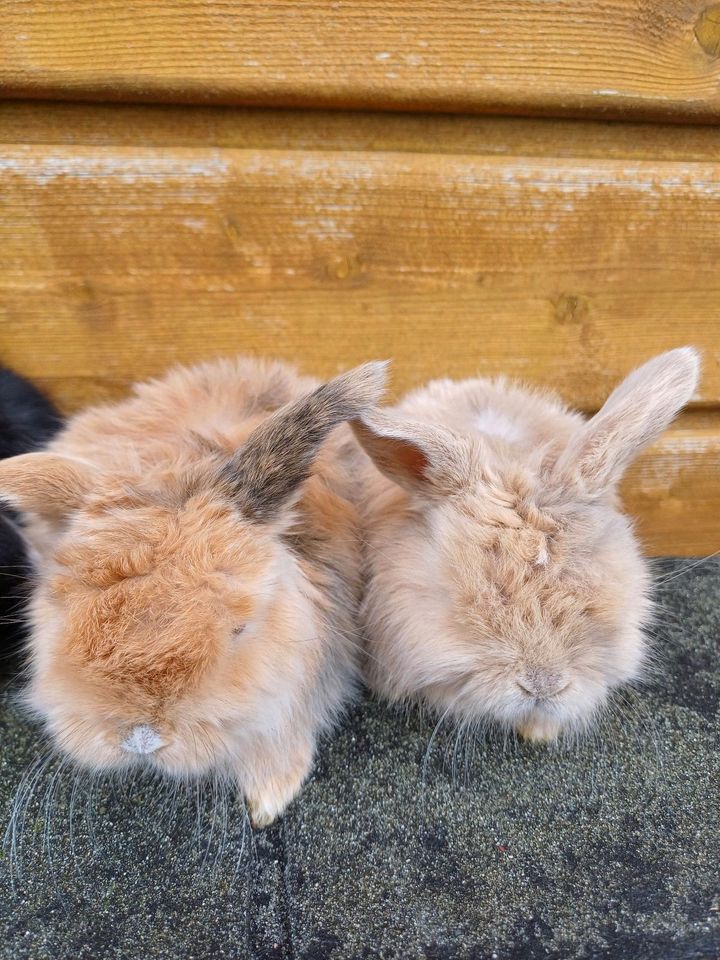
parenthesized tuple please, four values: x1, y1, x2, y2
(0, 367, 62, 675)
(0, 357, 386, 825)
(351, 349, 699, 743)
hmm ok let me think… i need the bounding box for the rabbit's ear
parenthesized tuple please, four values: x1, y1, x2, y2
(351, 410, 471, 498)
(554, 348, 700, 493)
(0, 452, 96, 521)
(223, 361, 388, 521)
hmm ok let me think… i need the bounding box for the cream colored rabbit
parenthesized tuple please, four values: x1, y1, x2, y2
(351, 349, 700, 743)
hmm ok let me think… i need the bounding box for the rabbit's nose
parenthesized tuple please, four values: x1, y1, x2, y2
(517, 670, 569, 700)
(121, 724, 165, 755)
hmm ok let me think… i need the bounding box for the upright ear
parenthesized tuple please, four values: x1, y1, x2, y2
(0, 452, 95, 521)
(554, 347, 700, 493)
(222, 361, 388, 521)
(351, 409, 471, 498)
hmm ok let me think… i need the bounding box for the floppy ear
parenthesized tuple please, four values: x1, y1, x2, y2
(0, 452, 95, 521)
(222, 361, 388, 521)
(351, 409, 471, 498)
(554, 347, 700, 493)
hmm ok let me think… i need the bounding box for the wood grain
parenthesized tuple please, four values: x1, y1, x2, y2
(1, 130, 718, 554)
(4, 102, 720, 161)
(1, 2, 720, 120)
(622, 411, 720, 556)
(1, 144, 719, 412)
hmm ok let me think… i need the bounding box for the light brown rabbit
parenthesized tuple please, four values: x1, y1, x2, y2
(0, 357, 386, 826)
(351, 349, 700, 744)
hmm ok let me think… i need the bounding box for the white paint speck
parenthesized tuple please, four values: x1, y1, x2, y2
(0, 149, 229, 185)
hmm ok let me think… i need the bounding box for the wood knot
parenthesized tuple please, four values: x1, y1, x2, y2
(553, 294, 589, 325)
(695, 5, 720, 57)
(325, 253, 365, 283)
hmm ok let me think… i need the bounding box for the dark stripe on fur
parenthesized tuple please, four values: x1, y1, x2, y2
(221, 362, 387, 522)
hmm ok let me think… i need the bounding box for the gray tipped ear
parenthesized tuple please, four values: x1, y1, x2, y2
(223, 361, 388, 521)
(351, 410, 469, 498)
(554, 347, 700, 492)
(0, 452, 95, 521)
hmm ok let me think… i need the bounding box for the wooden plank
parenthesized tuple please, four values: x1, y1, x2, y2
(1, 2, 720, 121)
(4, 102, 720, 161)
(1, 144, 719, 412)
(622, 411, 720, 556)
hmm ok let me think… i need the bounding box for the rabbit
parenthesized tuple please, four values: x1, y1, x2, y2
(350, 348, 700, 744)
(0, 367, 62, 675)
(0, 356, 387, 826)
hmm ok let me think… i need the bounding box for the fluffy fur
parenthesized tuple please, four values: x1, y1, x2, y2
(0, 357, 386, 826)
(0, 367, 62, 675)
(352, 348, 700, 743)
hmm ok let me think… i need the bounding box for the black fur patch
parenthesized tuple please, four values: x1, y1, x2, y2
(0, 367, 63, 675)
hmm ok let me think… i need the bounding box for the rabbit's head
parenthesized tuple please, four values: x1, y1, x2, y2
(354, 349, 699, 742)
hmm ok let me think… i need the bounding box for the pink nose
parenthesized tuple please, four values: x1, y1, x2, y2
(121, 725, 165, 755)
(517, 670, 569, 700)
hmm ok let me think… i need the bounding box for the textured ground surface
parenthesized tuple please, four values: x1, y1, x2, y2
(0, 559, 718, 960)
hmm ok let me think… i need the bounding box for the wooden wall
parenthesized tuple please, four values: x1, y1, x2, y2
(1, 3, 719, 554)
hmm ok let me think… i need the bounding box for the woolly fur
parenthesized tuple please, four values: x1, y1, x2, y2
(352, 349, 700, 743)
(0, 357, 386, 825)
